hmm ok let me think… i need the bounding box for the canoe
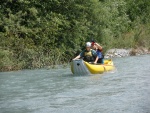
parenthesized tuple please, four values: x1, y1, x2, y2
(71, 59, 115, 75)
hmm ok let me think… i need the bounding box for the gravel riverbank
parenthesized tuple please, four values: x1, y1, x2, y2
(105, 47, 150, 58)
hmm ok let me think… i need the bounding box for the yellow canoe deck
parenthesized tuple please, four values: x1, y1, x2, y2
(84, 59, 114, 74)
(71, 59, 115, 75)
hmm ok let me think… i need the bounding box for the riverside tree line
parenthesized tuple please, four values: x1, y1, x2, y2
(0, 0, 150, 71)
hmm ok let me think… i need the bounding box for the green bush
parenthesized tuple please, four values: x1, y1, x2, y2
(0, 49, 14, 71)
(0, 0, 150, 71)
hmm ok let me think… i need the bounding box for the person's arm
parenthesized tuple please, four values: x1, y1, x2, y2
(95, 43, 102, 50)
(73, 50, 84, 60)
(73, 55, 81, 60)
(91, 49, 98, 64)
(94, 56, 98, 64)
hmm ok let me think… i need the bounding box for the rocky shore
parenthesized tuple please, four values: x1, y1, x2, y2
(105, 47, 150, 58)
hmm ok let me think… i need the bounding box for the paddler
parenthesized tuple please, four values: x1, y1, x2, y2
(73, 42, 98, 63)
(91, 41, 104, 64)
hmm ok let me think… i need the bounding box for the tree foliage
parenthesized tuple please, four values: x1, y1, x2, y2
(0, 0, 150, 71)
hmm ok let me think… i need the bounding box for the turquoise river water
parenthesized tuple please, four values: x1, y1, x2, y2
(0, 55, 150, 113)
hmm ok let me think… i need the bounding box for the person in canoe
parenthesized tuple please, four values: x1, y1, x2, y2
(91, 41, 104, 64)
(73, 42, 99, 63)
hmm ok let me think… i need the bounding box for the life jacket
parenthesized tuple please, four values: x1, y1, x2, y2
(83, 49, 95, 62)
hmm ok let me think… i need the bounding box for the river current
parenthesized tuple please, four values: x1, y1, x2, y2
(0, 55, 150, 113)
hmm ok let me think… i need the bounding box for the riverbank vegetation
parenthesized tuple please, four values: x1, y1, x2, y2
(0, 0, 150, 71)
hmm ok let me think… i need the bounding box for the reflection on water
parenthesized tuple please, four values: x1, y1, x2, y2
(0, 55, 150, 113)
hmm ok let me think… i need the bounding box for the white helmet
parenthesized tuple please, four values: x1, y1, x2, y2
(86, 42, 91, 47)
